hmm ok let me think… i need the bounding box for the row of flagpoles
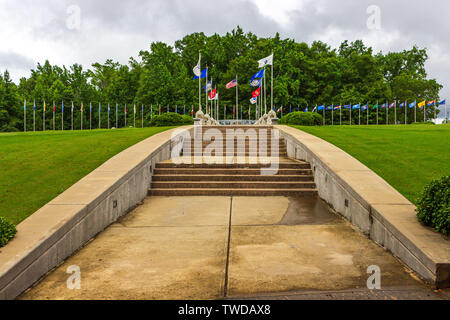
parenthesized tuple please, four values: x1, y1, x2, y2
(305, 99, 447, 125)
(193, 52, 274, 120)
(22, 98, 448, 132)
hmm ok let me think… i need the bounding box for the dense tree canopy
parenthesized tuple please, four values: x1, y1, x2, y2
(0, 27, 443, 131)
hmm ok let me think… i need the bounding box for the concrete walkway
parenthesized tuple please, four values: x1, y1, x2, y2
(20, 196, 445, 300)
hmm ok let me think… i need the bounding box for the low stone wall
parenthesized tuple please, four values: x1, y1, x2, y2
(0, 126, 192, 300)
(276, 125, 449, 288)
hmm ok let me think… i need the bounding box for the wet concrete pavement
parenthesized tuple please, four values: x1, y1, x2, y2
(20, 196, 447, 300)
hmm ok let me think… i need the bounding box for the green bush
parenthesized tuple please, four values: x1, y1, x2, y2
(416, 176, 450, 236)
(0, 217, 17, 247)
(150, 112, 193, 127)
(411, 121, 435, 125)
(279, 112, 323, 126)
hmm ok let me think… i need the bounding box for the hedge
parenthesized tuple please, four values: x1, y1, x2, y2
(278, 112, 323, 126)
(416, 175, 450, 236)
(0, 217, 17, 247)
(150, 112, 193, 127)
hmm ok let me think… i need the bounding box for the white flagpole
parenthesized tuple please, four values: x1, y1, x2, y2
(394, 100, 397, 124)
(43, 101, 45, 131)
(81, 103, 83, 130)
(205, 66, 208, 114)
(116, 103, 118, 128)
(405, 100, 407, 125)
(53, 101, 55, 130)
(90, 102, 92, 130)
(271, 51, 273, 112)
(71, 102, 74, 130)
(142, 104, 144, 128)
(108, 104, 110, 129)
(386, 101, 388, 125)
(198, 53, 201, 112)
(134, 104, 136, 128)
(33, 100, 35, 132)
(264, 67, 267, 114)
(236, 74, 238, 120)
(61, 101, 64, 131)
(24, 99, 26, 132)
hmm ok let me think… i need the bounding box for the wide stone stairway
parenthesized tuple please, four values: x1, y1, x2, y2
(150, 126, 318, 197)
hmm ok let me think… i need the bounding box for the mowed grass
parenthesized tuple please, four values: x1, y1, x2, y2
(293, 124, 450, 204)
(0, 127, 173, 225)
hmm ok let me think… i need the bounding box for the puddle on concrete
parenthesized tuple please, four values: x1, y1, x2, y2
(276, 197, 341, 226)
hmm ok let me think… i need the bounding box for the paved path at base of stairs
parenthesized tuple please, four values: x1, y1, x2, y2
(20, 196, 447, 300)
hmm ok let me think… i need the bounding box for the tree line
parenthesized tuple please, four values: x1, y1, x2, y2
(0, 26, 442, 131)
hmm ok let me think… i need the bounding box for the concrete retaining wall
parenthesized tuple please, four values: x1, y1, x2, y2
(0, 126, 192, 300)
(276, 125, 449, 288)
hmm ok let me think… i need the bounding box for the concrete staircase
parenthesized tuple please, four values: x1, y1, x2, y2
(149, 126, 318, 196)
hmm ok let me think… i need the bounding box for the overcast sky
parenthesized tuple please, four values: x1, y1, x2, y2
(0, 0, 448, 118)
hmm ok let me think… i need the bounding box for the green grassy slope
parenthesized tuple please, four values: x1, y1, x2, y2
(0, 128, 172, 224)
(292, 124, 450, 204)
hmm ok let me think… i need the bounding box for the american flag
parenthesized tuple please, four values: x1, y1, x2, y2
(226, 78, 237, 89)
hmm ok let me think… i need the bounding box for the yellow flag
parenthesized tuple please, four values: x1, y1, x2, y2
(43, 101, 46, 112)
(418, 100, 426, 108)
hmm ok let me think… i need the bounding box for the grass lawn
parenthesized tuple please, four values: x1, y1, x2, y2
(0, 127, 173, 225)
(292, 124, 450, 204)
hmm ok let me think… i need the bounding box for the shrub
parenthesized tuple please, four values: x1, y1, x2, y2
(279, 112, 323, 126)
(411, 121, 435, 125)
(416, 175, 450, 236)
(0, 217, 17, 247)
(150, 112, 193, 127)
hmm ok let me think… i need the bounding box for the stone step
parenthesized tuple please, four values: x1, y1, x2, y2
(183, 152, 288, 157)
(151, 181, 316, 189)
(152, 174, 315, 182)
(154, 168, 313, 175)
(148, 188, 318, 197)
(156, 161, 310, 169)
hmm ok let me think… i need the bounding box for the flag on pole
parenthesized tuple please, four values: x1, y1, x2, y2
(352, 104, 360, 110)
(344, 104, 351, 109)
(418, 101, 426, 108)
(250, 69, 264, 86)
(43, 101, 46, 112)
(33, 101, 36, 110)
(193, 68, 207, 80)
(361, 104, 368, 111)
(191, 105, 194, 116)
(380, 103, 387, 109)
(427, 100, 436, 106)
(389, 102, 396, 109)
(250, 97, 257, 104)
(193, 56, 201, 77)
(334, 105, 341, 110)
(204, 80, 212, 92)
(372, 103, 378, 110)
(226, 78, 238, 89)
(439, 100, 446, 105)
(409, 101, 416, 108)
(258, 54, 273, 68)
(318, 105, 325, 111)
(304, 107, 309, 112)
(252, 87, 261, 98)
(326, 105, 333, 111)
(277, 106, 283, 112)
(399, 102, 406, 108)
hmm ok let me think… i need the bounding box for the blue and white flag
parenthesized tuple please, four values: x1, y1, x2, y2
(312, 107, 317, 112)
(352, 104, 360, 110)
(250, 69, 265, 84)
(304, 107, 308, 112)
(399, 102, 406, 108)
(204, 80, 212, 92)
(318, 105, 325, 111)
(250, 97, 257, 104)
(33, 100, 36, 110)
(258, 54, 273, 68)
(344, 104, 351, 109)
(193, 68, 207, 80)
(361, 104, 368, 111)
(409, 101, 416, 108)
(439, 100, 446, 105)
